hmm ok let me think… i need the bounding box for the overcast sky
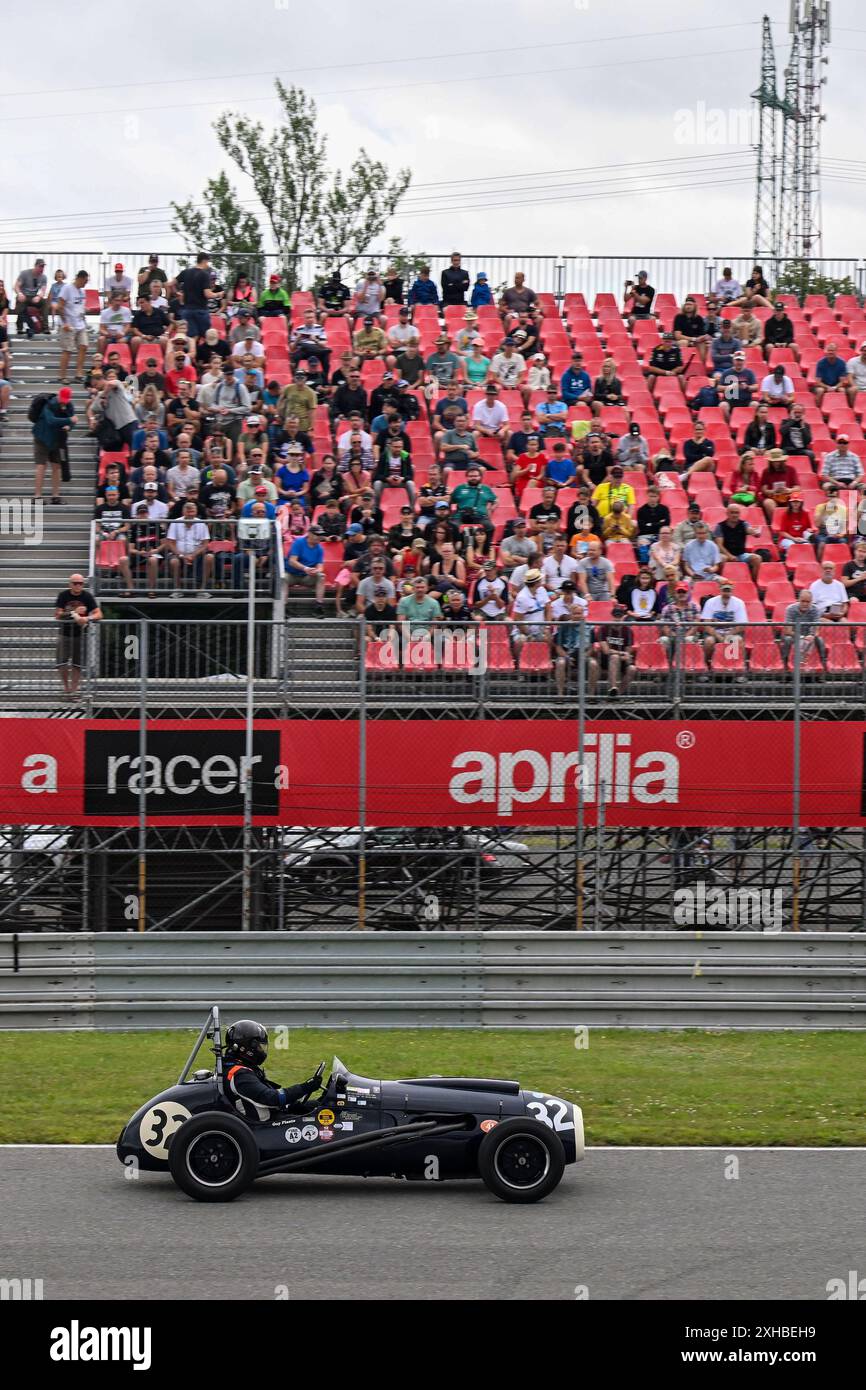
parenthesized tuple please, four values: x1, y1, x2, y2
(0, 0, 863, 264)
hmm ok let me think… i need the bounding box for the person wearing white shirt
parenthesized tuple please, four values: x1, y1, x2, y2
(164, 503, 214, 595)
(549, 584, 588, 621)
(541, 538, 580, 592)
(231, 337, 265, 362)
(701, 583, 748, 658)
(471, 386, 510, 441)
(489, 343, 526, 389)
(809, 561, 850, 621)
(847, 342, 866, 405)
(713, 270, 743, 302)
(511, 571, 552, 643)
(387, 310, 419, 351)
(760, 368, 794, 406)
(473, 562, 508, 620)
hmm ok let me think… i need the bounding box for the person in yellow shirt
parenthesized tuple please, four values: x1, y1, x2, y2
(592, 464, 635, 518)
(601, 500, 638, 541)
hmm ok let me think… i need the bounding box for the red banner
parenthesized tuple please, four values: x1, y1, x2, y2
(0, 718, 860, 828)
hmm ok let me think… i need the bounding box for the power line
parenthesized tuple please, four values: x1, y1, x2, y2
(0, 23, 759, 103)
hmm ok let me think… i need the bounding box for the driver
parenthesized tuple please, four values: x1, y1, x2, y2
(223, 1019, 322, 1122)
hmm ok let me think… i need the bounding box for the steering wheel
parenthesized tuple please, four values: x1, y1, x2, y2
(310, 1059, 326, 1091)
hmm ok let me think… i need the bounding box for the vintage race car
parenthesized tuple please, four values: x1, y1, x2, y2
(116, 1007, 584, 1204)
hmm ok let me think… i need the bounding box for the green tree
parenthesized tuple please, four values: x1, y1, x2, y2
(212, 81, 411, 290)
(171, 172, 265, 285)
(774, 259, 859, 305)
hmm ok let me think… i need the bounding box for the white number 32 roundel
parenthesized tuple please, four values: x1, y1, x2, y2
(139, 1102, 192, 1160)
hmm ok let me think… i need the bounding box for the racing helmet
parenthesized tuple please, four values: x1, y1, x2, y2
(225, 1019, 268, 1065)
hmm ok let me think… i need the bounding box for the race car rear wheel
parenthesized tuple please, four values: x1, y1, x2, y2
(478, 1117, 565, 1204)
(167, 1111, 258, 1203)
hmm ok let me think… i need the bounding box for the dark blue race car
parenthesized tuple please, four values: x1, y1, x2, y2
(117, 1007, 584, 1204)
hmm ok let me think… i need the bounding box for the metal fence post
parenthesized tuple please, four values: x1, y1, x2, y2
(575, 621, 587, 929)
(137, 619, 148, 933)
(358, 617, 368, 931)
(792, 614, 802, 931)
(594, 778, 607, 932)
(241, 560, 256, 932)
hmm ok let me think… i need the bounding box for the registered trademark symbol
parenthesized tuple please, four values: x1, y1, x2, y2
(676, 731, 695, 749)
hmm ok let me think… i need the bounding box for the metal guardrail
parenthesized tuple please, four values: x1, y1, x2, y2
(90, 518, 283, 602)
(1, 931, 864, 1030)
(1, 251, 863, 304)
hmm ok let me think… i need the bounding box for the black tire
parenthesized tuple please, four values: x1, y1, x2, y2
(478, 1117, 565, 1204)
(167, 1111, 259, 1203)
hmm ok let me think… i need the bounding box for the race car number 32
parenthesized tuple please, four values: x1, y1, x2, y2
(139, 1102, 192, 1160)
(526, 1098, 574, 1132)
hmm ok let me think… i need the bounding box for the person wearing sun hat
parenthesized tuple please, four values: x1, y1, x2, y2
(470, 271, 494, 309)
(33, 386, 77, 504)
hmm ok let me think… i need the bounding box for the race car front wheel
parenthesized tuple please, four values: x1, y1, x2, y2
(167, 1111, 259, 1202)
(478, 1118, 565, 1204)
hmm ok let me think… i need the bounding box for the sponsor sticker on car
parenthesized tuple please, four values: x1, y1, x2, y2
(285, 1127, 302, 1144)
(317, 1108, 335, 1126)
(319, 1127, 335, 1141)
(301, 1125, 318, 1142)
(480, 1119, 499, 1133)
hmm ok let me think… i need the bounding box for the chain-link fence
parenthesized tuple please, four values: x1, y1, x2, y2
(0, 615, 865, 934)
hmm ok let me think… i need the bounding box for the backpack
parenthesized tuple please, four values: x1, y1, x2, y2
(28, 393, 52, 424)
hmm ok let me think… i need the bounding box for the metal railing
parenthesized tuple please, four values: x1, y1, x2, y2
(2, 251, 864, 305)
(90, 518, 284, 602)
(2, 931, 864, 1029)
(2, 618, 866, 711)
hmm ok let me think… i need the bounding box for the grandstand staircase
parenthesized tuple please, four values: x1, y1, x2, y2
(286, 618, 358, 701)
(0, 333, 94, 628)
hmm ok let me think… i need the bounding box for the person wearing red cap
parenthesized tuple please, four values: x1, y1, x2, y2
(103, 263, 133, 305)
(258, 272, 290, 318)
(33, 387, 77, 504)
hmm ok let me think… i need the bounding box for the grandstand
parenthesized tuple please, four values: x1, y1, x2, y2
(2, 250, 866, 934)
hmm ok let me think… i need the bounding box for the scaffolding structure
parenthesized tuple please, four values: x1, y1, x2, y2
(752, 4, 831, 265)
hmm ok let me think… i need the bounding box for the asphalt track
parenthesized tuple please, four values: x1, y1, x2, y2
(2, 1147, 865, 1300)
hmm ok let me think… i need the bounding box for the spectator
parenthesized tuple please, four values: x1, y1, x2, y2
(712, 267, 743, 303)
(714, 502, 762, 581)
(499, 271, 538, 322)
(760, 363, 795, 409)
(680, 420, 716, 481)
(432, 380, 468, 442)
(291, 307, 330, 372)
(511, 568, 551, 648)
(615, 422, 649, 468)
(627, 568, 659, 621)
(709, 320, 741, 377)
(535, 384, 568, 439)
(33, 387, 76, 503)
(821, 434, 864, 492)
(624, 271, 655, 328)
(407, 265, 439, 308)
(845, 340, 866, 407)
(398, 575, 441, 634)
(776, 492, 813, 554)
(717, 350, 757, 423)
(759, 448, 798, 522)
(472, 382, 510, 443)
(15, 258, 49, 335)
(258, 273, 291, 318)
(273, 449, 309, 505)
(579, 433, 615, 486)
(286, 524, 326, 613)
(450, 465, 497, 546)
(224, 270, 257, 320)
(592, 463, 634, 517)
(783, 589, 825, 662)
(636, 486, 671, 550)
(163, 501, 214, 595)
(700, 581, 748, 659)
(602, 499, 637, 543)
(372, 439, 416, 505)
(645, 332, 685, 380)
(97, 292, 133, 354)
(682, 521, 722, 582)
(541, 535, 580, 593)
(545, 439, 577, 489)
(561, 350, 593, 407)
(426, 335, 464, 389)
(103, 262, 133, 303)
(814, 487, 848, 554)
(732, 305, 763, 347)
(527, 483, 562, 535)
(672, 295, 708, 363)
(465, 339, 492, 387)
(354, 269, 385, 320)
(317, 270, 352, 321)
(660, 583, 701, 647)
(736, 264, 773, 308)
(50, 267, 67, 327)
(166, 450, 202, 503)
(55, 573, 102, 696)
(473, 558, 508, 621)
(842, 539, 866, 601)
(439, 412, 480, 475)
(278, 370, 318, 432)
(593, 604, 634, 697)
(673, 500, 703, 550)
(498, 517, 537, 572)
(762, 300, 796, 360)
(441, 252, 470, 308)
(429, 540, 468, 594)
(809, 559, 849, 621)
(741, 403, 777, 455)
(553, 588, 595, 695)
(489, 337, 526, 391)
(470, 271, 493, 308)
(387, 306, 419, 353)
(577, 539, 615, 601)
(175, 252, 217, 341)
(454, 309, 484, 356)
(813, 342, 851, 407)
(729, 450, 761, 505)
(353, 314, 388, 360)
